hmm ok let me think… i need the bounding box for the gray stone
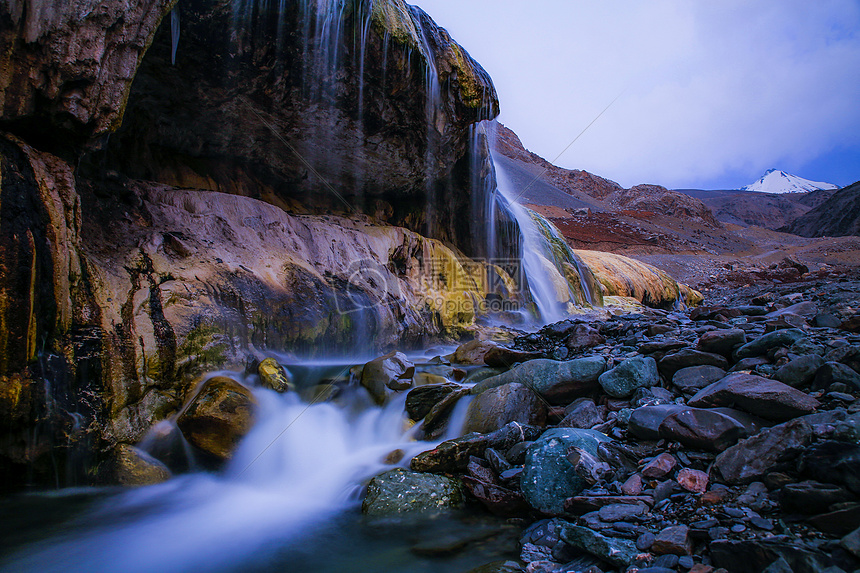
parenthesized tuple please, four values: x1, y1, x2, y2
(729, 357, 771, 373)
(472, 357, 606, 405)
(774, 355, 824, 387)
(598, 356, 660, 398)
(814, 314, 843, 328)
(360, 352, 415, 404)
(464, 383, 547, 434)
(659, 348, 730, 378)
(697, 328, 747, 356)
(814, 361, 860, 391)
(658, 408, 748, 452)
(713, 418, 815, 484)
(598, 503, 647, 522)
(672, 365, 727, 394)
(652, 525, 691, 555)
(735, 329, 806, 359)
(406, 383, 462, 421)
(628, 405, 687, 440)
(558, 398, 604, 430)
(710, 539, 841, 573)
(636, 532, 656, 551)
(824, 345, 860, 373)
(483, 346, 543, 368)
(790, 338, 827, 356)
(362, 468, 464, 515)
(521, 428, 610, 514)
(565, 323, 606, 351)
(411, 422, 543, 473)
(840, 525, 860, 558)
(559, 524, 638, 567)
(688, 372, 820, 421)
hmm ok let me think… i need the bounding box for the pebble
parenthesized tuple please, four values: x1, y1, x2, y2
(636, 532, 656, 551)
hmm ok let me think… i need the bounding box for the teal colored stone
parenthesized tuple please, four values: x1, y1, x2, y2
(362, 468, 465, 515)
(521, 428, 610, 514)
(598, 356, 659, 398)
(735, 329, 805, 359)
(471, 357, 606, 405)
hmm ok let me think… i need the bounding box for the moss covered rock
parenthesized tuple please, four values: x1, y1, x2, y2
(362, 468, 465, 515)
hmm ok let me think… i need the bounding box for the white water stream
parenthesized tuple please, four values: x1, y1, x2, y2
(2, 374, 463, 573)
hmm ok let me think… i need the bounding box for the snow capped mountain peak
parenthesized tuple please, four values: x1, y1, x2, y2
(742, 170, 839, 194)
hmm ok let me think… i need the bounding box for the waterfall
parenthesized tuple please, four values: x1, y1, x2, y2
(494, 165, 569, 323)
(472, 120, 599, 324)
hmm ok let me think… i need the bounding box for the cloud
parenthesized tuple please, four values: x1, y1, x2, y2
(416, 0, 860, 188)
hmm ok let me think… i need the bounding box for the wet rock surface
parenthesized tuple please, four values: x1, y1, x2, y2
(176, 376, 257, 461)
(397, 280, 860, 572)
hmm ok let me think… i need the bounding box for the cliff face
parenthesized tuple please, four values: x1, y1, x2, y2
(0, 0, 177, 151)
(0, 0, 503, 489)
(99, 0, 499, 253)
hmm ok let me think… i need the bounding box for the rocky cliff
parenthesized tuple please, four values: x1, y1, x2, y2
(0, 0, 506, 489)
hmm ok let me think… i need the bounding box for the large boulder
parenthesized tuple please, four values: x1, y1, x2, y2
(360, 351, 415, 404)
(598, 356, 659, 398)
(176, 377, 257, 460)
(472, 357, 606, 405)
(521, 428, 610, 514)
(713, 418, 814, 484)
(658, 408, 748, 452)
(361, 468, 465, 515)
(688, 373, 819, 421)
(463, 383, 546, 434)
(735, 329, 806, 359)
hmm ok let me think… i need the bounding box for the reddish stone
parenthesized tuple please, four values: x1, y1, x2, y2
(642, 453, 677, 479)
(621, 473, 644, 495)
(652, 525, 691, 555)
(677, 468, 709, 493)
(699, 488, 731, 506)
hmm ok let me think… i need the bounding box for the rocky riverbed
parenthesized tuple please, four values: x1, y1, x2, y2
(351, 273, 860, 573)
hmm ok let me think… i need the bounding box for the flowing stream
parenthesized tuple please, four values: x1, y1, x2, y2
(0, 361, 516, 573)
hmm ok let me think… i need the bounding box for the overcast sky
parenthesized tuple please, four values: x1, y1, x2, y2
(416, 0, 860, 190)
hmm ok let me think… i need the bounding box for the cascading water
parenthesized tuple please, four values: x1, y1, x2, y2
(0, 364, 489, 573)
(472, 120, 599, 325)
(494, 167, 569, 323)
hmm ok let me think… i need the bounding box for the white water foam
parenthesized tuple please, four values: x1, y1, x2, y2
(2, 384, 444, 573)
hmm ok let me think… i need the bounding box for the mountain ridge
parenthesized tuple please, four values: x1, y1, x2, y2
(742, 169, 839, 194)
